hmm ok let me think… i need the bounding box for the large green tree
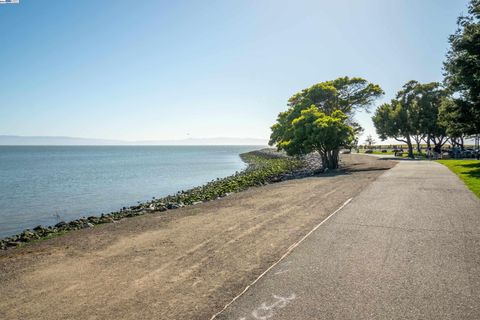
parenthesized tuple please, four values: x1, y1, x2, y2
(439, 97, 467, 148)
(396, 81, 448, 152)
(394, 80, 425, 152)
(270, 77, 383, 169)
(372, 100, 416, 158)
(443, 0, 480, 135)
(373, 81, 449, 158)
(277, 107, 354, 169)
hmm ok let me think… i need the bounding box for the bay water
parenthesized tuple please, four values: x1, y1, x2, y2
(0, 145, 263, 238)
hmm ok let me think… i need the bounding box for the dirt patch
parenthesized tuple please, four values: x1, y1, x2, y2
(0, 154, 396, 320)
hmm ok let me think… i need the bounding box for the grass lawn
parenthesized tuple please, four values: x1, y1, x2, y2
(436, 160, 480, 198)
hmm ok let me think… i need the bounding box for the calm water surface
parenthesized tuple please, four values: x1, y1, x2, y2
(0, 146, 262, 237)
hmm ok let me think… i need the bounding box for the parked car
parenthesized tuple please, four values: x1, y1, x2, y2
(364, 149, 373, 154)
(463, 149, 475, 158)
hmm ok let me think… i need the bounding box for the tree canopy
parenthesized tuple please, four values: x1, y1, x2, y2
(398, 81, 448, 151)
(372, 100, 416, 158)
(443, 0, 480, 135)
(277, 107, 354, 169)
(270, 77, 383, 169)
(373, 80, 451, 157)
(285, 77, 384, 116)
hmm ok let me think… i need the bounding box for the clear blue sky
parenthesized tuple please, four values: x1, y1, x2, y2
(0, 0, 469, 143)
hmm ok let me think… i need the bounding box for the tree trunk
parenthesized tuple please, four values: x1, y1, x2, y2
(433, 136, 448, 154)
(320, 151, 327, 170)
(412, 135, 423, 153)
(331, 149, 339, 169)
(406, 136, 414, 159)
(320, 149, 340, 170)
(451, 136, 457, 148)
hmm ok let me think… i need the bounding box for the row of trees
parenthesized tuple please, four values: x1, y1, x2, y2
(373, 0, 479, 158)
(372, 81, 449, 158)
(269, 0, 479, 168)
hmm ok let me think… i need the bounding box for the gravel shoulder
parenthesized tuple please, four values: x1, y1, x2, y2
(0, 154, 396, 320)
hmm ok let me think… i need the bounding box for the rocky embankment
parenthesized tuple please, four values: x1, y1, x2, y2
(0, 148, 323, 250)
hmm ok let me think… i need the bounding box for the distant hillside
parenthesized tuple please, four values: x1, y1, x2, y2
(0, 135, 124, 146)
(0, 135, 268, 146)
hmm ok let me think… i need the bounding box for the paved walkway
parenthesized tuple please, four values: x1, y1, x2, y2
(215, 160, 480, 320)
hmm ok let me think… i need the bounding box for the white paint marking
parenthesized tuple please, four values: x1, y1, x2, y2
(210, 198, 353, 320)
(250, 294, 296, 320)
(252, 303, 274, 320)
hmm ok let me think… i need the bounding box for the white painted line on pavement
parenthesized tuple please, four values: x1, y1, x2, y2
(209, 197, 353, 320)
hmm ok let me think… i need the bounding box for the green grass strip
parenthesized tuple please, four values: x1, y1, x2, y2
(436, 160, 480, 198)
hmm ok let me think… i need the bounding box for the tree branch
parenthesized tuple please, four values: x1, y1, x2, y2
(394, 137, 408, 144)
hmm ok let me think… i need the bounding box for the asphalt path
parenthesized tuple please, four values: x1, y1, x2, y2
(215, 160, 480, 320)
